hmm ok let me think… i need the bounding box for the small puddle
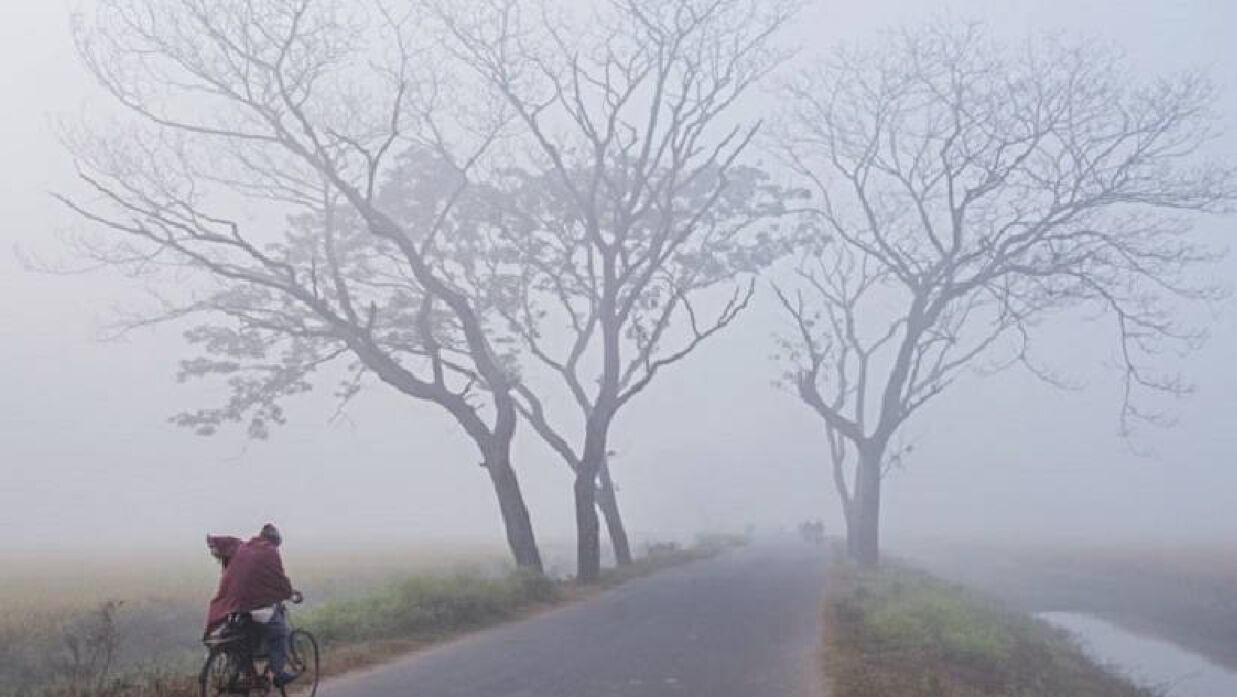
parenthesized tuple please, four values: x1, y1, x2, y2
(1038, 611, 1237, 697)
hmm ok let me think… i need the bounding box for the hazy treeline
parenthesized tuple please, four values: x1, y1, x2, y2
(59, 0, 1233, 575)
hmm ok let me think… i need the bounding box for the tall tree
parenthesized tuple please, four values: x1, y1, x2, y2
(63, 0, 543, 570)
(430, 0, 800, 580)
(772, 23, 1234, 567)
(483, 162, 786, 570)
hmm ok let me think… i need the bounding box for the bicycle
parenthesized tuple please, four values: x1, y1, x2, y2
(199, 597, 320, 697)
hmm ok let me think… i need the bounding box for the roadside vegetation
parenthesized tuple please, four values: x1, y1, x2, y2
(908, 540, 1237, 673)
(821, 557, 1158, 697)
(0, 537, 737, 697)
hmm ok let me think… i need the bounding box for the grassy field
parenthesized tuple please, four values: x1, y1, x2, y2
(0, 536, 734, 697)
(900, 539, 1237, 672)
(821, 556, 1158, 697)
(0, 543, 509, 695)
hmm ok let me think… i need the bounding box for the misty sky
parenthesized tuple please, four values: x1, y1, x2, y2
(1, 0, 1235, 556)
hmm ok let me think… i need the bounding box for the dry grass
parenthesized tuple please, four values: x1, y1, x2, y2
(0, 543, 507, 613)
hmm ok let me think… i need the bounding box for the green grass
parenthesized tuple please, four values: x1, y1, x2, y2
(823, 558, 1159, 697)
(865, 579, 1016, 664)
(301, 569, 559, 643)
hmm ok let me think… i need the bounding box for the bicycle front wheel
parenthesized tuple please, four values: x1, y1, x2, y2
(281, 629, 320, 697)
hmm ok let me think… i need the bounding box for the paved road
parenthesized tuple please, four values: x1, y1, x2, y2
(323, 544, 828, 697)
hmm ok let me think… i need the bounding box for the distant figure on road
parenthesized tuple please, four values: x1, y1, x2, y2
(206, 524, 302, 688)
(799, 520, 825, 546)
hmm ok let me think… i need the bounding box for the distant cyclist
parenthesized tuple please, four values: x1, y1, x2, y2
(206, 524, 303, 688)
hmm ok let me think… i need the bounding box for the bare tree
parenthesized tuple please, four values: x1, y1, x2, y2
(772, 22, 1235, 567)
(62, 0, 543, 570)
(480, 162, 785, 572)
(428, 0, 800, 580)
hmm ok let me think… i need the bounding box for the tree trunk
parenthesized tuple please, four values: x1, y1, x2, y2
(830, 444, 856, 559)
(596, 462, 632, 566)
(849, 514, 861, 559)
(574, 468, 602, 582)
(484, 450, 543, 573)
(840, 506, 857, 559)
(850, 443, 884, 568)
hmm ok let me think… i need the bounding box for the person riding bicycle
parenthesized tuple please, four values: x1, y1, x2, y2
(205, 524, 302, 688)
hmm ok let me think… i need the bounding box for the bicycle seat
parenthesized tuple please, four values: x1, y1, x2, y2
(204, 613, 260, 648)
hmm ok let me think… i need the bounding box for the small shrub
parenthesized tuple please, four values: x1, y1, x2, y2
(692, 533, 748, 554)
(645, 542, 681, 558)
(61, 601, 124, 694)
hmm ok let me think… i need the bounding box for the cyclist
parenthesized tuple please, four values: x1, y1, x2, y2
(205, 524, 302, 688)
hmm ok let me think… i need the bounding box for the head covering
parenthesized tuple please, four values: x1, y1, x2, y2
(259, 523, 282, 546)
(207, 535, 242, 566)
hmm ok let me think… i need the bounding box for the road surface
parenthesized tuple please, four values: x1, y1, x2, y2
(323, 544, 828, 697)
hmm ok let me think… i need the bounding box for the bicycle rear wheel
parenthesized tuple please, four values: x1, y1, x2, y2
(281, 629, 319, 697)
(200, 650, 240, 697)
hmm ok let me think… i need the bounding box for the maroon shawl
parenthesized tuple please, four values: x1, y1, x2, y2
(204, 535, 294, 636)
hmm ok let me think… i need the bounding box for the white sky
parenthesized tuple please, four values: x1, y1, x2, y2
(1, 0, 1235, 555)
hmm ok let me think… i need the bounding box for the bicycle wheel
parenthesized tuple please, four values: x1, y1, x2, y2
(281, 629, 319, 697)
(200, 650, 240, 697)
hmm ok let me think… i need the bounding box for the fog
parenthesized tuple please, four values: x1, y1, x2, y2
(1, 0, 1234, 557)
